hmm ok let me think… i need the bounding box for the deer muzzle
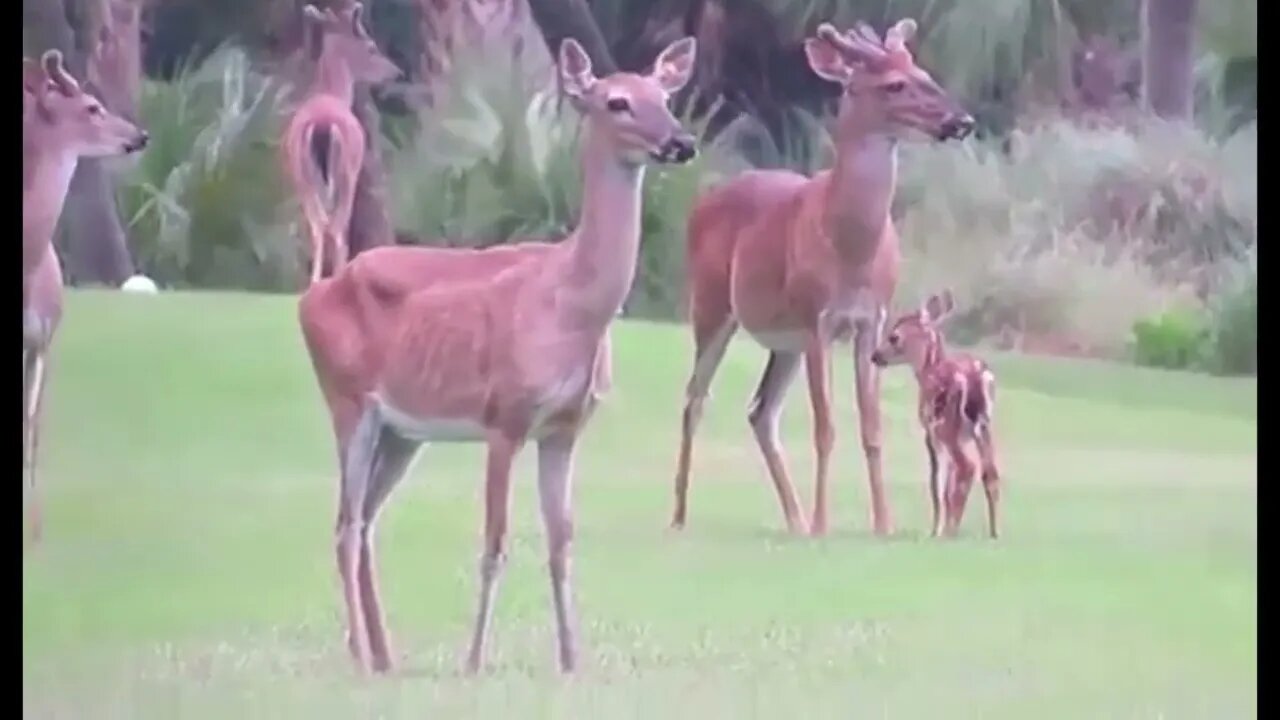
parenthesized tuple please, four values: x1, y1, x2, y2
(938, 114, 975, 141)
(653, 132, 697, 164)
(124, 131, 150, 154)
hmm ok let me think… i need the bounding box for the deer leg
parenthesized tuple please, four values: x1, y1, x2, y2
(805, 340, 835, 536)
(358, 427, 422, 673)
(925, 433, 945, 538)
(673, 317, 739, 529)
(23, 349, 47, 543)
(854, 321, 893, 536)
(943, 445, 975, 537)
(537, 430, 580, 672)
(747, 351, 807, 535)
(465, 434, 520, 674)
(976, 425, 1001, 539)
(336, 402, 381, 673)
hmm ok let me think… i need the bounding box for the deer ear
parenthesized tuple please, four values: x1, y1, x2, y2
(558, 38, 596, 106)
(922, 290, 955, 323)
(350, 3, 367, 36)
(805, 28, 853, 85)
(41, 49, 79, 96)
(303, 4, 325, 24)
(22, 57, 46, 96)
(885, 18, 918, 52)
(650, 36, 696, 95)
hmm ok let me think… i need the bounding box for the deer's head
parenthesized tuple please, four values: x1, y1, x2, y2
(304, 2, 400, 85)
(559, 36, 698, 166)
(805, 20, 973, 142)
(22, 50, 148, 158)
(871, 290, 956, 369)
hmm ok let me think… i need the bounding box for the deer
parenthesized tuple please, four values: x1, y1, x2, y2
(870, 291, 1002, 539)
(297, 36, 698, 675)
(22, 50, 149, 542)
(282, 2, 399, 287)
(669, 20, 974, 538)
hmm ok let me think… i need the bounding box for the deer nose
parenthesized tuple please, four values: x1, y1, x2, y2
(940, 114, 975, 141)
(125, 131, 149, 153)
(659, 133, 697, 164)
(870, 350, 887, 367)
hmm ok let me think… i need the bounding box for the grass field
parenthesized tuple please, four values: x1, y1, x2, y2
(23, 290, 1256, 719)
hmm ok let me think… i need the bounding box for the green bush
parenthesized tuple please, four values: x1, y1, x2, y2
(118, 47, 298, 291)
(1204, 252, 1257, 375)
(1130, 308, 1210, 371)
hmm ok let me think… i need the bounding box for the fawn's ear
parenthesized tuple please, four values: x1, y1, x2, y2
(649, 36, 696, 95)
(922, 290, 955, 323)
(559, 38, 596, 108)
(805, 24, 855, 85)
(884, 18, 918, 53)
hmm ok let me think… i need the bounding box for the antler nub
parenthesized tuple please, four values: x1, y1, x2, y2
(40, 50, 79, 95)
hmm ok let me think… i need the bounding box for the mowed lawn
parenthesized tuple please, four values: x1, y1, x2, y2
(23, 290, 1256, 719)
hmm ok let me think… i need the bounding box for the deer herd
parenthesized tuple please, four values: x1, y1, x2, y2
(22, 6, 1004, 675)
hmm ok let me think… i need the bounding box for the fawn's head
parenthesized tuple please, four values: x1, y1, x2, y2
(871, 290, 956, 369)
(805, 20, 974, 142)
(304, 2, 400, 85)
(22, 50, 148, 158)
(559, 37, 698, 166)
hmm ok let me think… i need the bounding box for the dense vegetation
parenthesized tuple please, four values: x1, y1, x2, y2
(26, 0, 1256, 374)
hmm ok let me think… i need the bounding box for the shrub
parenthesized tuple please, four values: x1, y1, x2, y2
(893, 115, 1255, 357)
(1204, 251, 1257, 375)
(1130, 307, 1210, 371)
(117, 47, 298, 291)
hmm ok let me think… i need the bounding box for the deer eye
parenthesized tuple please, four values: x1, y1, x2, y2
(883, 80, 907, 94)
(888, 332, 902, 346)
(87, 104, 103, 116)
(605, 97, 631, 113)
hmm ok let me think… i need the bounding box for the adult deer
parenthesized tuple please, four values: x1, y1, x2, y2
(670, 20, 973, 537)
(298, 37, 697, 674)
(282, 2, 399, 286)
(871, 291, 1002, 539)
(22, 50, 149, 541)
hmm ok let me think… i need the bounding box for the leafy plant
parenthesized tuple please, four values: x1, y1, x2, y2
(118, 46, 298, 290)
(1130, 307, 1210, 371)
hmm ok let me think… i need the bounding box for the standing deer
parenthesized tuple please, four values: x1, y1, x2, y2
(870, 291, 1002, 538)
(22, 50, 149, 542)
(670, 20, 973, 537)
(282, 2, 399, 286)
(298, 37, 697, 675)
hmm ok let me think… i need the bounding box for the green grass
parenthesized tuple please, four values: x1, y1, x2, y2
(23, 291, 1256, 719)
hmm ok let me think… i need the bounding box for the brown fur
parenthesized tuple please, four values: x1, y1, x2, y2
(297, 36, 697, 676)
(671, 20, 973, 537)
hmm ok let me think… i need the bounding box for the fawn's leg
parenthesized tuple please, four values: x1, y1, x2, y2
(943, 444, 975, 537)
(976, 424, 1001, 539)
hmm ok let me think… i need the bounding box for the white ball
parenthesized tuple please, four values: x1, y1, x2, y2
(121, 275, 159, 294)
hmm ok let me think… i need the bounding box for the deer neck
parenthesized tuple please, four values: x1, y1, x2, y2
(823, 112, 898, 264)
(556, 124, 646, 329)
(22, 132, 79, 268)
(912, 331, 948, 384)
(311, 52, 355, 106)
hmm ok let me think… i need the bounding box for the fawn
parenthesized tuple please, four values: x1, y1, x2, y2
(871, 291, 1002, 538)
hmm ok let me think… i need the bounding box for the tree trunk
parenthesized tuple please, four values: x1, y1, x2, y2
(347, 85, 395, 253)
(25, 0, 138, 286)
(525, 0, 616, 74)
(1141, 0, 1197, 120)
